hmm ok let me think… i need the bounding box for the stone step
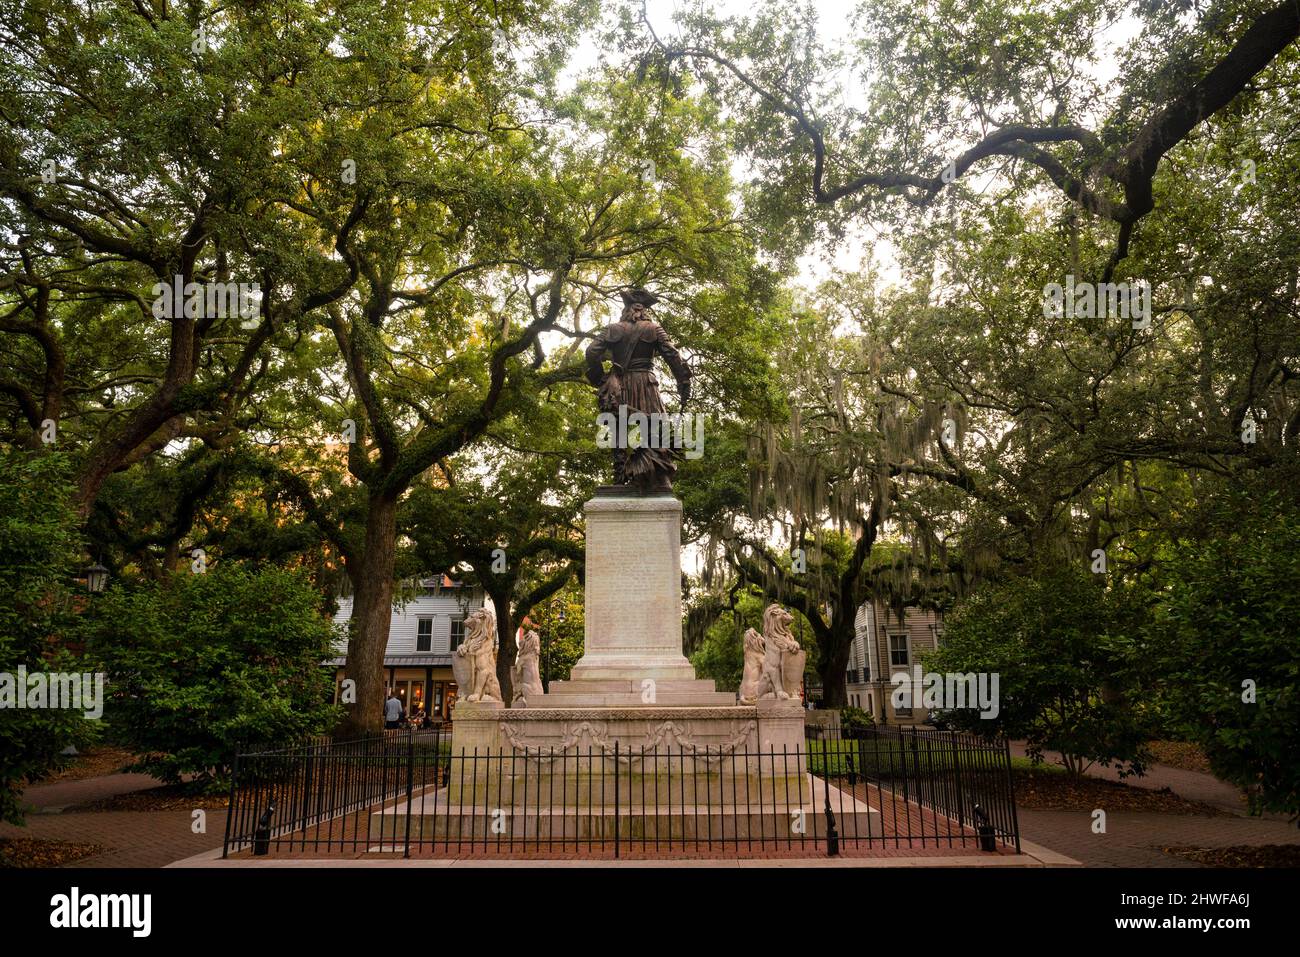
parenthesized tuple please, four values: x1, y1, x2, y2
(544, 678, 721, 695)
(567, 661, 701, 682)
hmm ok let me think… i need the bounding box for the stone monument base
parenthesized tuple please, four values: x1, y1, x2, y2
(446, 699, 807, 807)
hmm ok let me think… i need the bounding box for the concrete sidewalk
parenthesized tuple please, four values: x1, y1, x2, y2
(167, 836, 1078, 867)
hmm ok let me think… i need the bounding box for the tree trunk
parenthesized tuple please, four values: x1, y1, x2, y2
(817, 619, 854, 708)
(492, 590, 517, 706)
(338, 492, 398, 737)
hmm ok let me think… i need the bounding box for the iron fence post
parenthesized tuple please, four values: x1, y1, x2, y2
(1003, 735, 1021, 853)
(821, 737, 839, 856)
(951, 730, 966, 828)
(614, 740, 621, 859)
(300, 744, 314, 830)
(222, 752, 239, 858)
(403, 729, 415, 858)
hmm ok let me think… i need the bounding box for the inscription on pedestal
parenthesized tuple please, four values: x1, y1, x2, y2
(577, 495, 689, 674)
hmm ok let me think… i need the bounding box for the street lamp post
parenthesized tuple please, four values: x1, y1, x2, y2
(69, 560, 109, 759)
(83, 562, 109, 595)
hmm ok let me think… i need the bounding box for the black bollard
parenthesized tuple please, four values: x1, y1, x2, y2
(973, 803, 996, 852)
(253, 799, 276, 856)
(823, 791, 840, 856)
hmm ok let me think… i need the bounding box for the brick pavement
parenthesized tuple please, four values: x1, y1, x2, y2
(1, 809, 229, 868)
(2, 770, 227, 867)
(20, 772, 160, 814)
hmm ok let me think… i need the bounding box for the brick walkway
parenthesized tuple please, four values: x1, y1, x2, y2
(1, 772, 227, 868)
(1, 808, 229, 868)
(1008, 742, 1271, 816)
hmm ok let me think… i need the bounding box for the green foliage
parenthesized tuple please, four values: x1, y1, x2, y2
(689, 624, 745, 694)
(0, 451, 99, 825)
(82, 564, 340, 791)
(1152, 488, 1300, 818)
(689, 587, 763, 692)
(3, 0, 1296, 812)
(924, 564, 1154, 777)
(522, 580, 586, 685)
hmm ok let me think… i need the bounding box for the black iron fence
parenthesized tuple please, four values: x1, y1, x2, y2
(223, 722, 1018, 859)
(815, 725, 1021, 853)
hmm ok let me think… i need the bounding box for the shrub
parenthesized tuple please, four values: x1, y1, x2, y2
(82, 563, 340, 791)
(924, 564, 1155, 777)
(1151, 491, 1300, 818)
(0, 451, 100, 825)
(839, 705, 874, 739)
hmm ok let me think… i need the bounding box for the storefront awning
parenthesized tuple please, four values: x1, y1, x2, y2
(325, 655, 453, 668)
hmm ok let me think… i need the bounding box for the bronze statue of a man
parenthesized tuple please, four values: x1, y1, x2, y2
(585, 288, 692, 493)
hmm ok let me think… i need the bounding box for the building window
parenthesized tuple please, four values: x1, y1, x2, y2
(416, 617, 433, 652)
(889, 634, 910, 668)
(449, 616, 465, 650)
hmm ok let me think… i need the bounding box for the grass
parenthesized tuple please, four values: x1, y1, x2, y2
(1011, 757, 1063, 774)
(806, 737, 1012, 777)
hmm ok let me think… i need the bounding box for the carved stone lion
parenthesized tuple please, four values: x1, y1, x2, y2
(511, 629, 545, 708)
(739, 627, 767, 703)
(739, 604, 805, 703)
(452, 608, 502, 703)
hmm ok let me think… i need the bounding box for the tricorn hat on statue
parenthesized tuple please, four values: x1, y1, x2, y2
(619, 287, 660, 308)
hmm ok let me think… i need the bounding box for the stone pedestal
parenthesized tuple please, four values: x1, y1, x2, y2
(532, 490, 733, 707)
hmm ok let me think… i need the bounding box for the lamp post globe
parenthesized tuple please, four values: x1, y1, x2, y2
(84, 562, 109, 595)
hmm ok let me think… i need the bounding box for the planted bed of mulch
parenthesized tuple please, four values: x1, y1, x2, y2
(1013, 767, 1229, 815)
(0, 837, 106, 868)
(1159, 844, 1300, 868)
(68, 783, 230, 813)
(29, 745, 137, 786)
(1145, 740, 1212, 774)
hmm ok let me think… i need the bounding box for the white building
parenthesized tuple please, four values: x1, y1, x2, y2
(329, 576, 486, 722)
